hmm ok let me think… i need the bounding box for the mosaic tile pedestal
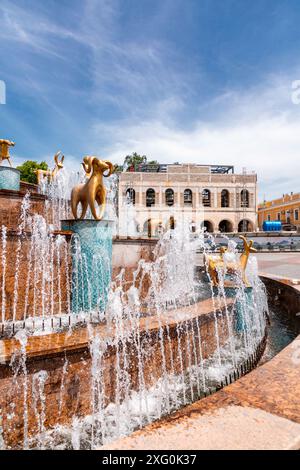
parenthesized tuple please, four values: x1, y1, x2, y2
(222, 286, 254, 333)
(0, 166, 20, 190)
(210, 279, 254, 333)
(61, 219, 113, 313)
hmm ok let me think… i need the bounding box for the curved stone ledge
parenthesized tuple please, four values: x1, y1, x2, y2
(101, 277, 300, 450)
(0, 297, 232, 363)
(0, 188, 46, 201)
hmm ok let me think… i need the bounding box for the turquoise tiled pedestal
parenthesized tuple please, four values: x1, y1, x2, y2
(61, 219, 113, 314)
(0, 166, 20, 190)
(213, 285, 254, 333)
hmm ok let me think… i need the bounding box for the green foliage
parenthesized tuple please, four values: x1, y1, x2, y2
(16, 160, 49, 184)
(124, 152, 147, 171)
(114, 164, 124, 173)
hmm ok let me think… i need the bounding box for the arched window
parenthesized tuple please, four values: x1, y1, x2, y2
(125, 188, 135, 205)
(241, 189, 249, 208)
(219, 220, 233, 233)
(202, 220, 214, 233)
(202, 189, 211, 207)
(238, 219, 253, 232)
(184, 188, 192, 205)
(146, 188, 155, 207)
(221, 189, 230, 208)
(165, 188, 174, 206)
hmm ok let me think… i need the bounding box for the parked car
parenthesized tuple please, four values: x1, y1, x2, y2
(281, 223, 297, 231)
(275, 240, 289, 251)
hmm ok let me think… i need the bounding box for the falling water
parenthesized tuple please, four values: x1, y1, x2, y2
(32, 370, 48, 449)
(1, 226, 7, 325)
(0, 168, 268, 449)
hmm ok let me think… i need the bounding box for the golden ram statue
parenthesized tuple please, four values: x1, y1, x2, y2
(71, 156, 114, 221)
(204, 235, 257, 287)
(35, 151, 64, 184)
(0, 139, 15, 167)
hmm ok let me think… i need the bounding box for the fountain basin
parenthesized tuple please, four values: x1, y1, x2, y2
(98, 278, 300, 451)
(0, 297, 233, 448)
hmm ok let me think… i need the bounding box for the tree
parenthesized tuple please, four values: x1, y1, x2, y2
(123, 152, 147, 171)
(114, 164, 124, 173)
(16, 160, 49, 184)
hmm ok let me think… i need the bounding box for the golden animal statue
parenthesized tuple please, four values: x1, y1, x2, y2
(35, 151, 64, 184)
(71, 156, 115, 221)
(0, 139, 15, 167)
(204, 235, 257, 287)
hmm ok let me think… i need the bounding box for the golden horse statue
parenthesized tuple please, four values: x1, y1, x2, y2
(35, 151, 64, 184)
(204, 235, 257, 287)
(0, 139, 15, 167)
(71, 156, 114, 221)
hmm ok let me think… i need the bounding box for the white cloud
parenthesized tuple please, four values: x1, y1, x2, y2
(2, 0, 300, 203)
(92, 77, 300, 201)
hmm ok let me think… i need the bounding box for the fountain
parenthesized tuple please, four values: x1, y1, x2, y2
(34, 151, 64, 185)
(0, 151, 278, 450)
(62, 156, 115, 314)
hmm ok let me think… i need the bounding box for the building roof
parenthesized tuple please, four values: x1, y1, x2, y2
(131, 163, 235, 174)
(258, 192, 300, 210)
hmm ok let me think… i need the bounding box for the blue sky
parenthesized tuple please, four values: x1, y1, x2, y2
(1, 0, 300, 199)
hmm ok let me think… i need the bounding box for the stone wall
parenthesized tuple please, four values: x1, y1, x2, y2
(0, 189, 46, 229)
(0, 231, 71, 324)
(0, 234, 156, 326)
(261, 276, 300, 317)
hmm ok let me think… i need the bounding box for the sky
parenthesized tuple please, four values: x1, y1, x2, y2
(1, 0, 300, 200)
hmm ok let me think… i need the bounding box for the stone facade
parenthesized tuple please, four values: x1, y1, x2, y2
(118, 164, 258, 236)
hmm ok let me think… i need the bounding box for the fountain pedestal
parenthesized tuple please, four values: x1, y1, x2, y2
(0, 166, 20, 190)
(217, 285, 254, 332)
(61, 219, 113, 314)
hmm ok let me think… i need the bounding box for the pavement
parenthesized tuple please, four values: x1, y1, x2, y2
(197, 252, 300, 284)
(255, 252, 300, 282)
(101, 406, 300, 450)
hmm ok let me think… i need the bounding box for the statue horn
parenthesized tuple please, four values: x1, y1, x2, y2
(103, 160, 115, 177)
(54, 151, 60, 164)
(82, 156, 94, 175)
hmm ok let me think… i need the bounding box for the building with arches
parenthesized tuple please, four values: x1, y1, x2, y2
(118, 163, 258, 237)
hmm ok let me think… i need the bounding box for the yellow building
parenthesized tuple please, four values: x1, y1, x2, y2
(258, 192, 300, 230)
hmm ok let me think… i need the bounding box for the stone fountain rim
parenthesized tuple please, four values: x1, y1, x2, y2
(97, 277, 300, 450)
(0, 296, 234, 364)
(0, 166, 20, 174)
